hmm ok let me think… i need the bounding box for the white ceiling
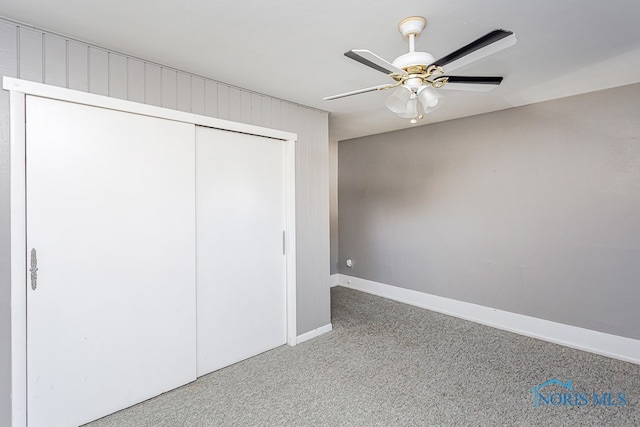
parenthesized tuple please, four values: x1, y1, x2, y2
(2, 0, 640, 141)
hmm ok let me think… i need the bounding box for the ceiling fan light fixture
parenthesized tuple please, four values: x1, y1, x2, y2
(423, 98, 441, 114)
(385, 86, 412, 113)
(417, 86, 439, 111)
(397, 97, 419, 119)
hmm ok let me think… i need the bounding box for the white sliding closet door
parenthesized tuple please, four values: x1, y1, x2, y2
(196, 126, 287, 376)
(25, 96, 197, 427)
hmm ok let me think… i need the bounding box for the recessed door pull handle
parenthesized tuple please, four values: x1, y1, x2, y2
(29, 248, 38, 290)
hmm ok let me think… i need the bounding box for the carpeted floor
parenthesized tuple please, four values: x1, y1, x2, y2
(86, 286, 640, 426)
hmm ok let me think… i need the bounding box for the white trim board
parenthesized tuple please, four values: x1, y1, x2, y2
(297, 324, 333, 344)
(329, 274, 340, 287)
(3, 77, 296, 142)
(9, 90, 27, 427)
(337, 274, 640, 365)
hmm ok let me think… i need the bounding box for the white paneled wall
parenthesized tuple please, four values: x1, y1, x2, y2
(0, 17, 330, 425)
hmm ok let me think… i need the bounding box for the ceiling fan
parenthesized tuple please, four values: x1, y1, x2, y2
(323, 16, 516, 123)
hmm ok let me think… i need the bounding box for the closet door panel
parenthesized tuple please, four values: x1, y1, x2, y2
(196, 126, 287, 376)
(25, 96, 197, 427)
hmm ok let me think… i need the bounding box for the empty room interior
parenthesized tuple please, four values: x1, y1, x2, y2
(1, 1, 640, 425)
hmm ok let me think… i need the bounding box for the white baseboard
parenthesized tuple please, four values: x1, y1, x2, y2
(329, 274, 340, 288)
(296, 323, 333, 344)
(336, 274, 640, 365)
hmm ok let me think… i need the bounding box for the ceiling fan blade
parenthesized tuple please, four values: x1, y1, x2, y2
(345, 50, 407, 75)
(323, 84, 395, 100)
(430, 29, 516, 73)
(438, 76, 503, 92)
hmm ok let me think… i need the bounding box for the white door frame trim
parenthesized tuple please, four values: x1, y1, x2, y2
(9, 88, 27, 427)
(4, 76, 298, 427)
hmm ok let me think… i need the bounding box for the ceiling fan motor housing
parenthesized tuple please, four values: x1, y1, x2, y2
(392, 51, 436, 70)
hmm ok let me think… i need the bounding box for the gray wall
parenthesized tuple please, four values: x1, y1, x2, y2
(0, 17, 330, 424)
(339, 83, 640, 341)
